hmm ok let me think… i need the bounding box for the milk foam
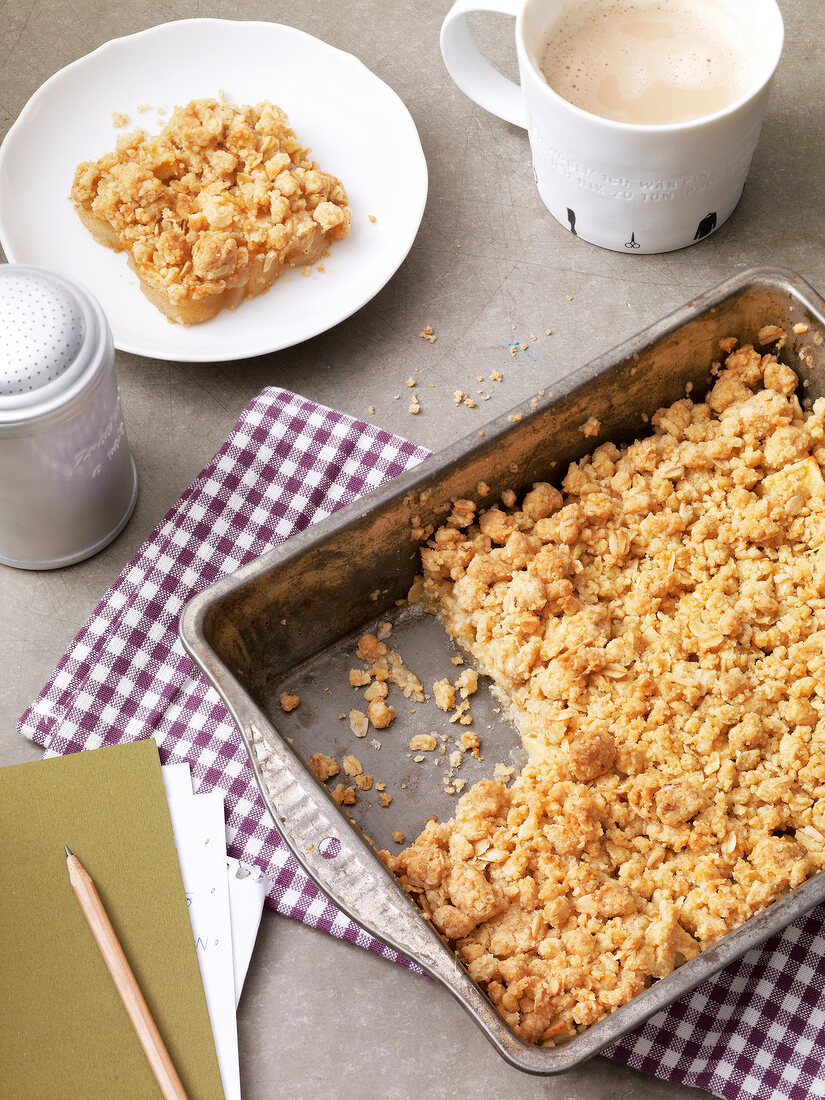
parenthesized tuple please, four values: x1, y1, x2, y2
(539, 0, 764, 125)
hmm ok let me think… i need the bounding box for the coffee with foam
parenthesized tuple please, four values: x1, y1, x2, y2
(539, 0, 764, 126)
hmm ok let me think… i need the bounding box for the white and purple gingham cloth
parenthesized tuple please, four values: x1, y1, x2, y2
(18, 387, 825, 1100)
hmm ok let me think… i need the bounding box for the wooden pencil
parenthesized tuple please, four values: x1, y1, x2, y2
(64, 844, 189, 1100)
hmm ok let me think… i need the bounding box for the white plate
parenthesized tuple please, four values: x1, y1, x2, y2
(0, 20, 428, 362)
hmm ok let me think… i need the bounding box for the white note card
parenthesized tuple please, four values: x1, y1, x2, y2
(161, 761, 193, 800)
(167, 790, 240, 1100)
(227, 857, 267, 1007)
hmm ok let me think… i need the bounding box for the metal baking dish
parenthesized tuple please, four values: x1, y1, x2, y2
(181, 266, 825, 1074)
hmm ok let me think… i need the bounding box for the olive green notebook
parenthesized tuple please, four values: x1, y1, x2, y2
(0, 739, 226, 1100)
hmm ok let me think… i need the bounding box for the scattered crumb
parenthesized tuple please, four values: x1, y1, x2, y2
(477, 430, 485, 437)
(460, 730, 480, 756)
(566, 294, 573, 301)
(409, 734, 438, 752)
(758, 324, 785, 346)
(794, 322, 810, 334)
(449, 750, 462, 768)
(451, 656, 464, 666)
(379, 793, 393, 808)
(338, 713, 346, 720)
(317, 264, 325, 273)
(456, 668, 479, 698)
(375, 781, 386, 792)
(307, 753, 339, 781)
(579, 416, 601, 437)
(111, 111, 129, 127)
(368, 214, 377, 223)
(490, 371, 503, 383)
(433, 679, 456, 711)
(368, 700, 396, 729)
(349, 669, 371, 687)
(493, 762, 515, 781)
(376, 621, 393, 641)
(449, 699, 474, 726)
(477, 481, 490, 496)
(349, 709, 369, 738)
(392, 830, 405, 844)
(501, 489, 517, 508)
(368, 405, 375, 415)
(364, 680, 389, 703)
(719, 337, 738, 353)
(355, 773, 373, 791)
(407, 377, 416, 388)
(330, 783, 356, 806)
(545, 329, 552, 335)
(507, 414, 522, 423)
(370, 739, 382, 750)
(357, 633, 387, 662)
(279, 692, 300, 713)
(342, 754, 363, 777)
(421, 326, 437, 343)
(137, 104, 152, 113)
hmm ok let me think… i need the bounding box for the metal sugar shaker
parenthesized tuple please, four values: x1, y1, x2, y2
(0, 265, 138, 569)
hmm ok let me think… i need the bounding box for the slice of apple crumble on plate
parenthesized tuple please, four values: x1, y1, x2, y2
(71, 98, 351, 325)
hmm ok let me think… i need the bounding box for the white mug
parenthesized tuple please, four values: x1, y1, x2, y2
(440, 0, 784, 254)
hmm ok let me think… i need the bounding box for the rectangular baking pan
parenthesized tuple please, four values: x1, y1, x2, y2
(180, 266, 825, 1074)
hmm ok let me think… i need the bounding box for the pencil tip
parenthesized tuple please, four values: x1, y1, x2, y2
(64, 844, 72, 858)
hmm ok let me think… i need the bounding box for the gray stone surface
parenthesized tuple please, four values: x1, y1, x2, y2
(1, 0, 822, 1096)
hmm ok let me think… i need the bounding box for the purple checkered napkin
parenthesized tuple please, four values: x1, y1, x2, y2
(17, 387, 825, 1100)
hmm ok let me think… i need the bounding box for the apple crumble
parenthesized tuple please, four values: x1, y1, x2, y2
(386, 340, 825, 1045)
(71, 99, 351, 324)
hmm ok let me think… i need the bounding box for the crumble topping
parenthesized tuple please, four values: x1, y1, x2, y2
(71, 99, 351, 323)
(387, 340, 825, 1046)
(307, 752, 339, 782)
(279, 691, 300, 713)
(433, 679, 456, 711)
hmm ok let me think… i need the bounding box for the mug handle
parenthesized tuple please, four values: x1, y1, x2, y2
(440, 0, 528, 130)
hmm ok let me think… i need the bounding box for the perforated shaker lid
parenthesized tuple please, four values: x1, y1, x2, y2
(0, 265, 111, 424)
